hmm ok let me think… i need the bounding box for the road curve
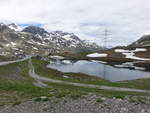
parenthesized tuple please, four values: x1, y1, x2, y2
(0, 56, 31, 66)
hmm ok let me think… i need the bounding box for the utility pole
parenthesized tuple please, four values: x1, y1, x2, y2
(102, 29, 110, 79)
(103, 29, 109, 48)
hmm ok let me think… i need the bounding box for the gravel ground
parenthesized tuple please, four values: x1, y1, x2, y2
(1, 95, 150, 113)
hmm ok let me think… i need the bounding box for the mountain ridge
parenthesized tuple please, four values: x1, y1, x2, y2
(129, 35, 150, 47)
(0, 23, 101, 58)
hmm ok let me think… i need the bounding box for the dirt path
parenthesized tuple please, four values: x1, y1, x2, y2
(28, 59, 150, 93)
(0, 56, 31, 66)
(28, 59, 48, 88)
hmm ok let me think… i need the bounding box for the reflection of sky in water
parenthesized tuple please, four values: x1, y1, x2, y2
(47, 60, 150, 82)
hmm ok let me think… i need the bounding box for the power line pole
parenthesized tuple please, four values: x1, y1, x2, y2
(103, 29, 110, 79)
(104, 29, 109, 48)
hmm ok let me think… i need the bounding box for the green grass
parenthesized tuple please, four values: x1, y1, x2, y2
(46, 82, 150, 98)
(0, 74, 149, 106)
(0, 60, 29, 81)
(0, 80, 52, 105)
(96, 98, 103, 103)
(33, 97, 49, 102)
(128, 96, 150, 104)
(0, 57, 150, 106)
(0, 60, 50, 105)
(0, 80, 49, 97)
(0, 55, 17, 62)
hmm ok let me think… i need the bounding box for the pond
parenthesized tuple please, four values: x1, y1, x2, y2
(47, 60, 150, 82)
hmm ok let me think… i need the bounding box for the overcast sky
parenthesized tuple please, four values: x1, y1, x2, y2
(0, 0, 150, 46)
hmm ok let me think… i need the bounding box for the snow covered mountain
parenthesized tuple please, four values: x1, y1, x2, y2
(8, 23, 23, 31)
(0, 23, 101, 58)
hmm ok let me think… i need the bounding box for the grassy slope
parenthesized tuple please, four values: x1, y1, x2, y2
(0, 58, 150, 106)
(0, 60, 55, 105)
(0, 60, 29, 81)
(0, 55, 17, 62)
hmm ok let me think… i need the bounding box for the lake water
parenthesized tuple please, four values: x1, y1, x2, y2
(47, 60, 150, 82)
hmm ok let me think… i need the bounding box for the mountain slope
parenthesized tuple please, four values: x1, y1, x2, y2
(0, 23, 101, 58)
(129, 35, 150, 47)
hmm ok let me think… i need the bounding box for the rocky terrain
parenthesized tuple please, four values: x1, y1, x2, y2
(0, 23, 100, 58)
(1, 95, 150, 113)
(129, 35, 150, 47)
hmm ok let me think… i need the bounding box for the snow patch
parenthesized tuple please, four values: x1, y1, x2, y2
(115, 49, 129, 53)
(115, 48, 150, 61)
(63, 75, 69, 78)
(8, 24, 23, 31)
(134, 48, 147, 52)
(115, 48, 147, 53)
(87, 53, 107, 57)
(11, 42, 16, 46)
(33, 47, 38, 50)
(62, 35, 72, 41)
(50, 56, 64, 59)
(62, 60, 72, 64)
(115, 62, 146, 71)
(123, 52, 150, 60)
(6, 44, 10, 47)
(35, 34, 43, 40)
(91, 60, 107, 64)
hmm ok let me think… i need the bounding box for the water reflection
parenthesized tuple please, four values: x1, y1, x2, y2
(47, 60, 150, 82)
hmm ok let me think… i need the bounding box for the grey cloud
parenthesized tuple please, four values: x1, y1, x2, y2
(0, 0, 150, 46)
